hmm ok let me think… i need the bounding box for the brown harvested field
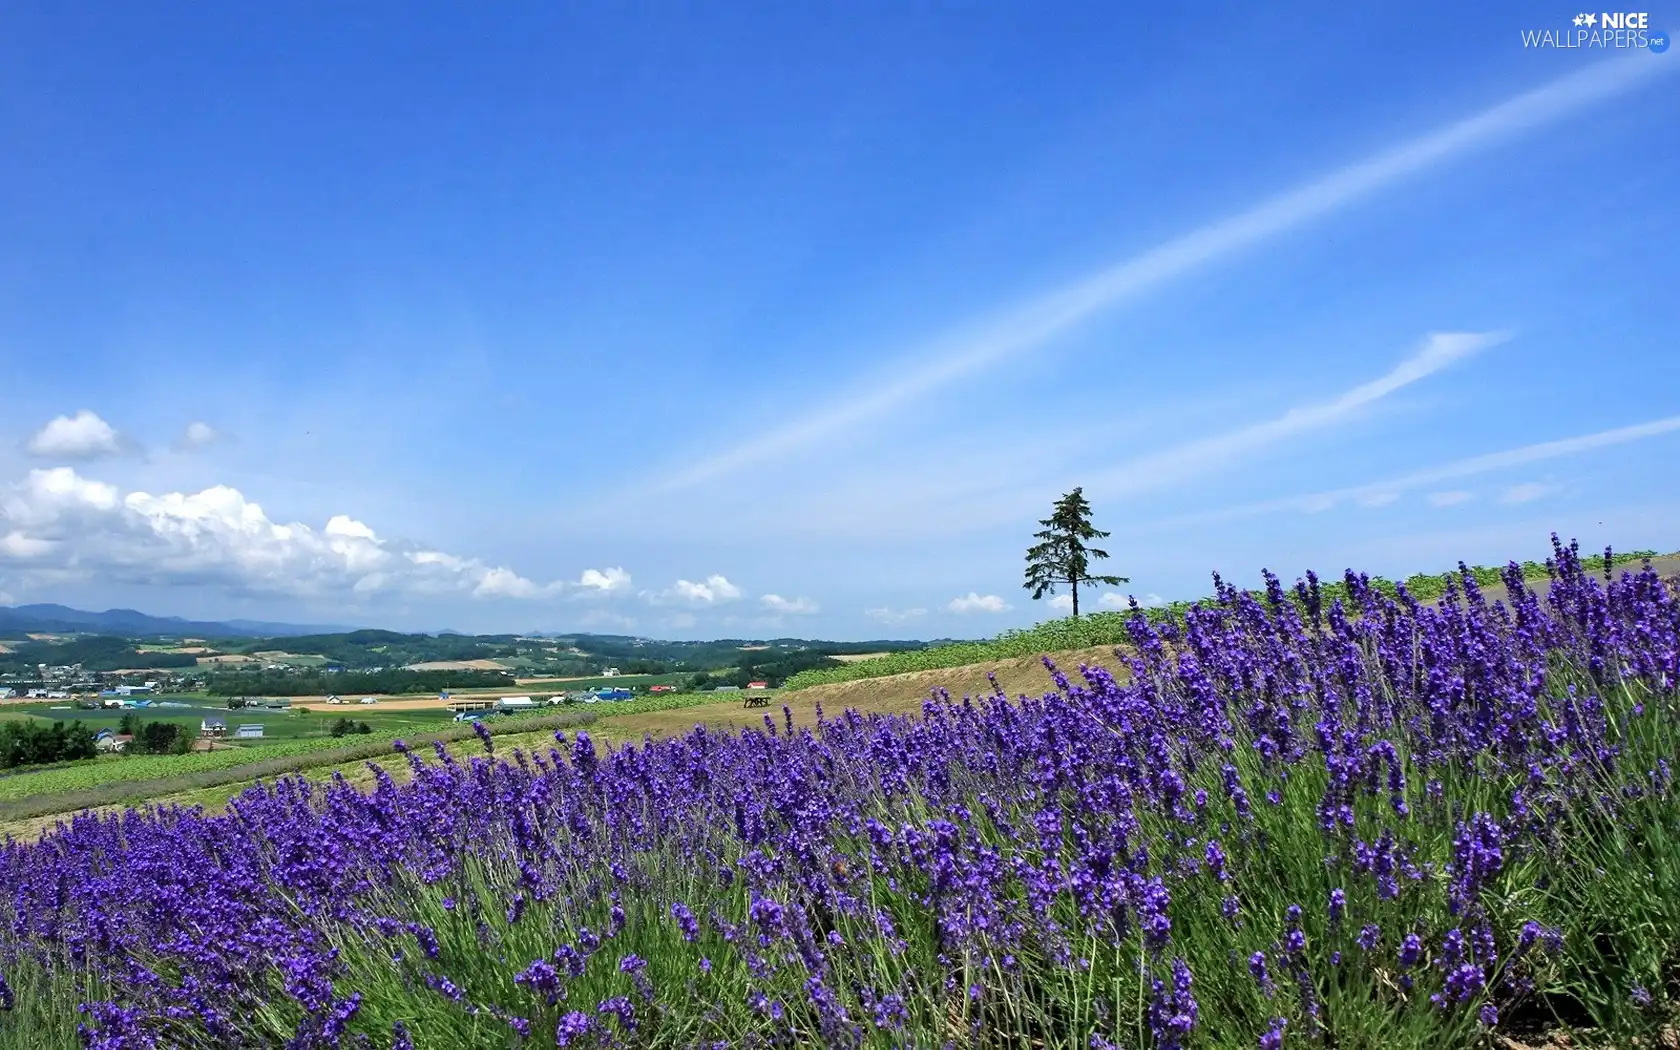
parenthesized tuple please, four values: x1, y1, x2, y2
(515, 675, 630, 685)
(199, 654, 256, 665)
(589, 645, 1130, 744)
(406, 659, 512, 671)
(136, 645, 214, 654)
(291, 696, 451, 712)
(828, 652, 891, 664)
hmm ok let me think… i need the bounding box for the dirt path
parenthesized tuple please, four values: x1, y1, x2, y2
(590, 645, 1131, 743)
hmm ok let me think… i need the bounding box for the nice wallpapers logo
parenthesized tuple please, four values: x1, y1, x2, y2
(1520, 11, 1671, 51)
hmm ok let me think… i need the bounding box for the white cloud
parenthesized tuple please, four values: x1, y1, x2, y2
(864, 606, 927, 625)
(1429, 490, 1473, 507)
(646, 574, 742, 606)
(1042, 591, 1135, 612)
(0, 589, 13, 606)
(1099, 592, 1162, 609)
(1359, 491, 1400, 508)
(577, 567, 632, 593)
(26, 411, 124, 460)
(761, 593, 818, 614)
(648, 56, 1669, 491)
(1501, 481, 1554, 504)
(1, 530, 56, 558)
(948, 592, 1010, 614)
(178, 421, 218, 450)
(0, 466, 563, 602)
(473, 566, 542, 599)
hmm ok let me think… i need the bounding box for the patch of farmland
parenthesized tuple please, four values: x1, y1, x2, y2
(404, 658, 513, 671)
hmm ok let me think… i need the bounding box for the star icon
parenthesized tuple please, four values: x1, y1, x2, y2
(1584, 12, 1598, 25)
(1574, 13, 1586, 24)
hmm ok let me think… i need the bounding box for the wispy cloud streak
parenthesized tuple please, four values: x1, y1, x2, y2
(653, 54, 1672, 491)
(1081, 331, 1505, 494)
(1125, 415, 1680, 532)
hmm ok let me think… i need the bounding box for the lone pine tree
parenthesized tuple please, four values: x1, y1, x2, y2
(1023, 486, 1127, 618)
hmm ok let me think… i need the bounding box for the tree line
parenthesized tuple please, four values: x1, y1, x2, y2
(686, 651, 844, 690)
(0, 721, 97, 769)
(118, 713, 194, 755)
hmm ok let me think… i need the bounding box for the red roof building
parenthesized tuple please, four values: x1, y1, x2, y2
(747, 681, 769, 690)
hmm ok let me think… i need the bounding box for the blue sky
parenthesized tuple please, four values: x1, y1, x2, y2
(1, 3, 1676, 639)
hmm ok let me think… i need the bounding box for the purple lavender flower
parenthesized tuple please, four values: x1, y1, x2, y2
(1399, 933, 1423, 969)
(598, 995, 636, 1031)
(671, 901, 700, 941)
(555, 1011, 594, 1047)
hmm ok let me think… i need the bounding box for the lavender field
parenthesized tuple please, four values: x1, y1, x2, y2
(2, 537, 1677, 1049)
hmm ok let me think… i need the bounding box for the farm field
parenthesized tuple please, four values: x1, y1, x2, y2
(11, 699, 455, 740)
(403, 658, 514, 671)
(1, 545, 1678, 1048)
(0, 692, 730, 835)
(827, 651, 892, 663)
(0, 737, 367, 806)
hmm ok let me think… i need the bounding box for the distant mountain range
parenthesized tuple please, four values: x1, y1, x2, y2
(0, 604, 356, 639)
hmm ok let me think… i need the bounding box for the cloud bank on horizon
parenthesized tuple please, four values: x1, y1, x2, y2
(1, 11, 1676, 638)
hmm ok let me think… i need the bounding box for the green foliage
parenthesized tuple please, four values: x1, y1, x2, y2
(116, 713, 193, 755)
(0, 720, 96, 769)
(1024, 486, 1127, 618)
(328, 718, 374, 738)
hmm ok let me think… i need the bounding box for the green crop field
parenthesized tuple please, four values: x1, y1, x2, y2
(0, 737, 364, 804)
(0, 692, 730, 834)
(784, 549, 1679, 691)
(18, 701, 455, 741)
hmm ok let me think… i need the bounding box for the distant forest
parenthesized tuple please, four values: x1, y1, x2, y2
(687, 649, 849, 690)
(0, 636, 197, 673)
(0, 626, 934, 684)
